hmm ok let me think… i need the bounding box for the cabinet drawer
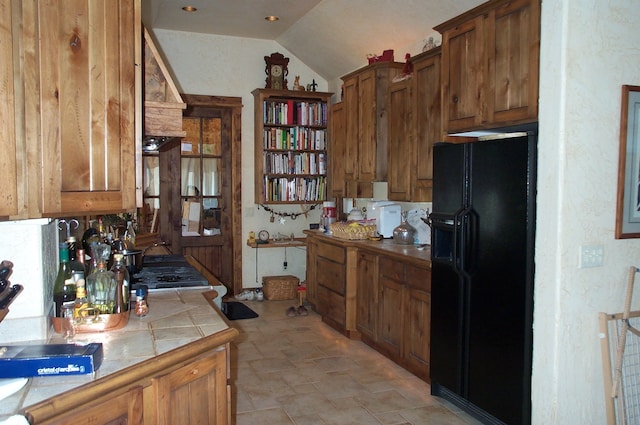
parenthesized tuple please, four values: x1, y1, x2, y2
(317, 242, 345, 264)
(317, 257, 345, 295)
(317, 285, 345, 326)
(405, 265, 431, 292)
(379, 257, 404, 281)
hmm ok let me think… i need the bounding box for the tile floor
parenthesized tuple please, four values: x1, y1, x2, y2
(228, 299, 482, 425)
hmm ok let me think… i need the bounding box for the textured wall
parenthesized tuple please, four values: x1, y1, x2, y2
(535, 0, 640, 423)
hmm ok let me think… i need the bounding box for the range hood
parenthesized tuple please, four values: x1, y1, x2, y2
(143, 26, 186, 151)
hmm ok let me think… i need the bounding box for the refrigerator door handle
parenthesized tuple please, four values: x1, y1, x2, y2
(457, 207, 477, 278)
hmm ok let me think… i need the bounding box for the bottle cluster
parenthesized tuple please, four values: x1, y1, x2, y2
(53, 236, 130, 319)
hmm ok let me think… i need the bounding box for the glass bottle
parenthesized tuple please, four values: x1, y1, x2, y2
(124, 221, 136, 246)
(67, 236, 86, 275)
(86, 243, 116, 314)
(53, 242, 76, 317)
(74, 277, 89, 319)
(134, 288, 148, 317)
(111, 253, 130, 312)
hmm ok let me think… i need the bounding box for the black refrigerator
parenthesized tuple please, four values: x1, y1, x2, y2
(429, 131, 536, 425)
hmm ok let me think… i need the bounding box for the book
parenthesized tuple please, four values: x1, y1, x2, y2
(0, 343, 103, 378)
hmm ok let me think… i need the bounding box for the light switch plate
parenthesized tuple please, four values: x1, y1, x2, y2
(579, 245, 604, 268)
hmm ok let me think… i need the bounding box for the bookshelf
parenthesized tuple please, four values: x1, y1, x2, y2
(253, 89, 333, 204)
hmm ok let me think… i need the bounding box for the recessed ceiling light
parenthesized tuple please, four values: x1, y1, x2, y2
(265, 16, 279, 22)
(182, 6, 197, 12)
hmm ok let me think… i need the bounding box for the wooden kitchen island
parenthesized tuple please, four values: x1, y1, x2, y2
(2, 288, 238, 424)
(304, 230, 432, 381)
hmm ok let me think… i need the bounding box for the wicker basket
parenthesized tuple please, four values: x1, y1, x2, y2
(262, 275, 299, 300)
(330, 221, 377, 240)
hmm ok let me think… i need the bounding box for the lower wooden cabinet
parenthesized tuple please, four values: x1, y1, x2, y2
(23, 330, 237, 425)
(357, 252, 431, 381)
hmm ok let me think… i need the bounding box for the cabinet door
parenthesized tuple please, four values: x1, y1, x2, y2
(387, 81, 412, 201)
(356, 251, 378, 340)
(154, 348, 228, 425)
(342, 75, 359, 194)
(0, 0, 18, 217)
(34, 0, 138, 215)
(487, 0, 540, 125)
(377, 258, 405, 359)
(329, 102, 346, 198)
(441, 15, 485, 132)
(33, 386, 144, 425)
(411, 52, 441, 202)
(357, 69, 377, 183)
(404, 287, 431, 381)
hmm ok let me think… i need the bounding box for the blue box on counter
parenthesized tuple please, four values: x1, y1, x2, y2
(0, 343, 103, 378)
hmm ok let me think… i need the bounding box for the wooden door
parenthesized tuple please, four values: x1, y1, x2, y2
(411, 50, 441, 202)
(156, 95, 242, 293)
(403, 264, 431, 381)
(342, 75, 359, 195)
(440, 15, 485, 132)
(329, 102, 346, 198)
(34, 0, 139, 215)
(357, 69, 377, 184)
(387, 80, 412, 201)
(356, 251, 378, 340)
(487, 0, 540, 125)
(154, 349, 228, 425)
(377, 258, 405, 360)
(0, 0, 17, 217)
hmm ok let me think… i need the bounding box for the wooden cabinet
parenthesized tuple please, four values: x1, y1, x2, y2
(386, 49, 441, 203)
(436, 0, 540, 133)
(329, 102, 346, 198)
(253, 89, 332, 204)
(340, 62, 403, 198)
(0, 0, 18, 218)
(23, 329, 237, 425)
(377, 258, 405, 359)
(403, 264, 431, 381)
(306, 234, 358, 337)
(153, 347, 229, 424)
(355, 251, 378, 340)
(11, 0, 141, 217)
(387, 80, 412, 201)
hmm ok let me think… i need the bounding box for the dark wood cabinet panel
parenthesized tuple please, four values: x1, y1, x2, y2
(356, 251, 378, 340)
(378, 275, 404, 359)
(436, 0, 540, 133)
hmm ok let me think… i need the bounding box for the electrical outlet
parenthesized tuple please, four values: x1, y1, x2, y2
(579, 245, 604, 268)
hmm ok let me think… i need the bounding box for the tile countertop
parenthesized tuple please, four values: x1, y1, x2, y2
(0, 287, 229, 420)
(303, 230, 431, 268)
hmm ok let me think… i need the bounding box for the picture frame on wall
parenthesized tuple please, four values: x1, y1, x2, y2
(616, 85, 640, 238)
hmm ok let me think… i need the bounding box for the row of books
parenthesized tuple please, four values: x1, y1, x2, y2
(263, 176, 326, 202)
(262, 127, 327, 150)
(264, 152, 326, 175)
(263, 100, 328, 126)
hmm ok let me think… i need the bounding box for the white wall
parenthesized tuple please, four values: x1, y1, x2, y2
(535, 0, 640, 423)
(151, 29, 329, 288)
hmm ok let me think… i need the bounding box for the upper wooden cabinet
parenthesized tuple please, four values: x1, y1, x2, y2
(436, 0, 540, 133)
(387, 48, 441, 202)
(0, 0, 18, 218)
(329, 102, 346, 198)
(8, 0, 141, 218)
(340, 62, 403, 198)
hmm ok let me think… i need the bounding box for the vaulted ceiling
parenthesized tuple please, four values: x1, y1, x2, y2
(142, 0, 485, 81)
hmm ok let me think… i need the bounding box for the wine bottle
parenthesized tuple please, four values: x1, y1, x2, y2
(53, 242, 76, 317)
(67, 236, 86, 275)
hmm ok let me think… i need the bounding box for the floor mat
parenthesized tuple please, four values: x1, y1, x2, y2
(221, 301, 259, 320)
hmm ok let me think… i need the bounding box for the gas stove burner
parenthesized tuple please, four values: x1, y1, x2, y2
(157, 275, 181, 282)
